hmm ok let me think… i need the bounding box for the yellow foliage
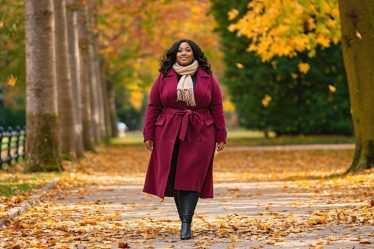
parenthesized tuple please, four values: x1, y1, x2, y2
(97, 0, 224, 103)
(223, 99, 235, 113)
(191, 6, 202, 15)
(127, 84, 145, 111)
(229, 0, 341, 61)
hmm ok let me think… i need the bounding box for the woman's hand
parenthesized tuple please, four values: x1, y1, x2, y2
(216, 142, 225, 151)
(144, 140, 154, 151)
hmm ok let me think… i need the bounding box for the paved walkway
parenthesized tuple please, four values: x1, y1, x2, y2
(53, 179, 373, 248)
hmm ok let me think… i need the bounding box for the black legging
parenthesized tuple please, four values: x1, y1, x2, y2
(166, 137, 180, 194)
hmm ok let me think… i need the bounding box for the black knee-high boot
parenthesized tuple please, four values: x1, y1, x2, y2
(179, 190, 199, 240)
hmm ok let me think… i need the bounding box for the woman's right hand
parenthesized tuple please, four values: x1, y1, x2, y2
(144, 140, 154, 151)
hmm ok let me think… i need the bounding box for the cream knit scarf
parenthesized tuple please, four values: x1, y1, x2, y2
(173, 59, 198, 107)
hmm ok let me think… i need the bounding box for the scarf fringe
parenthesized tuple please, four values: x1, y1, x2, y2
(177, 88, 196, 107)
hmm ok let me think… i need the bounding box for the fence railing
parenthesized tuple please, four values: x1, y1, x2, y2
(0, 126, 26, 168)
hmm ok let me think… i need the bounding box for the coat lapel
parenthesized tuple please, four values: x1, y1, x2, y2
(193, 66, 210, 107)
(164, 68, 178, 105)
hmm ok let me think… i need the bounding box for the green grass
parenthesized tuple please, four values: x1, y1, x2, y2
(0, 172, 59, 196)
(0, 183, 36, 196)
(109, 129, 355, 146)
(227, 129, 354, 146)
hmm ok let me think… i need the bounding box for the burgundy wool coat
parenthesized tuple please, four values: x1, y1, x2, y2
(142, 65, 227, 199)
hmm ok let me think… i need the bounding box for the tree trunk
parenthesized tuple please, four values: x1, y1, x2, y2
(108, 78, 118, 137)
(101, 59, 113, 139)
(93, 35, 107, 140)
(24, 0, 62, 172)
(66, 0, 84, 158)
(54, 0, 76, 160)
(338, 0, 374, 172)
(87, 2, 101, 143)
(77, 2, 95, 151)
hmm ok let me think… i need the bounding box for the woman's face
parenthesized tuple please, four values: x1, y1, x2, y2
(176, 42, 194, 66)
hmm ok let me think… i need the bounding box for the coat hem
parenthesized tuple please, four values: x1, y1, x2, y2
(143, 189, 213, 199)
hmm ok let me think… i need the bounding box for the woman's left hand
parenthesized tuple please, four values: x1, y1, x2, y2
(216, 142, 225, 151)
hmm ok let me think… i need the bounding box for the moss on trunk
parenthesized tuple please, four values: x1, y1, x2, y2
(25, 113, 62, 172)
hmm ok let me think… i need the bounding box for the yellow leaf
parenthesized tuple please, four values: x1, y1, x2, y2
(328, 84, 336, 93)
(7, 74, 17, 87)
(236, 63, 244, 69)
(262, 94, 272, 107)
(228, 9, 239, 20)
(298, 62, 310, 74)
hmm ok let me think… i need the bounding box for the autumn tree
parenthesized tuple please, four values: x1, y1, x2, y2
(229, 0, 373, 172)
(210, 0, 351, 135)
(96, 0, 223, 130)
(24, 0, 61, 172)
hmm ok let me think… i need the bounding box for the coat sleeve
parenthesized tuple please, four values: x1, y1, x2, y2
(143, 73, 164, 142)
(209, 74, 227, 144)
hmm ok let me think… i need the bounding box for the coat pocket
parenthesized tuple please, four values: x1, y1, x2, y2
(155, 115, 166, 126)
(205, 115, 215, 126)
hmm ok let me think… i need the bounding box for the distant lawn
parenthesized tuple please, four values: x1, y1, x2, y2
(109, 129, 355, 146)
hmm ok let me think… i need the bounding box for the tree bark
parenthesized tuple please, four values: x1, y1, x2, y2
(66, 0, 84, 158)
(77, 2, 95, 151)
(54, 0, 77, 160)
(108, 78, 118, 137)
(101, 59, 113, 139)
(24, 0, 62, 172)
(338, 0, 374, 172)
(93, 34, 107, 140)
(87, 1, 101, 143)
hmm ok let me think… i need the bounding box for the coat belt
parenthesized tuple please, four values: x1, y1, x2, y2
(162, 107, 209, 142)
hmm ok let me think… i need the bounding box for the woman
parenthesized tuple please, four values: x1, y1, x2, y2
(142, 39, 227, 240)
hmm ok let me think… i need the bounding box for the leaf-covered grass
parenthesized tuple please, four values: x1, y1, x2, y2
(0, 170, 60, 221)
(0, 172, 58, 196)
(109, 129, 355, 146)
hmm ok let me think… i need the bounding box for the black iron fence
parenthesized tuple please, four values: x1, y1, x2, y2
(0, 126, 26, 168)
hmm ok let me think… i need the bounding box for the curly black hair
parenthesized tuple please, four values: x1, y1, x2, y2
(159, 39, 212, 75)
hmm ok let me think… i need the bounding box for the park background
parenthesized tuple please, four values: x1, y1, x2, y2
(0, 0, 373, 248)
